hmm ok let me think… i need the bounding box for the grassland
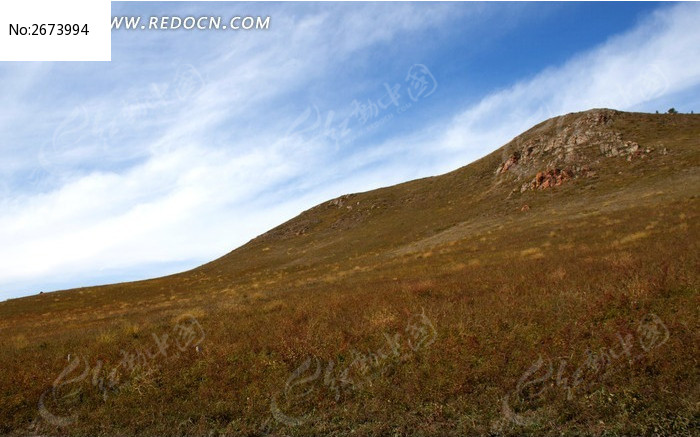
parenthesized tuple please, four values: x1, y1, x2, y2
(0, 109, 698, 436)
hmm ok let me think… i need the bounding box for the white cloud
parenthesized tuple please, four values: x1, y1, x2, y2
(367, 2, 700, 177)
(0, 3, 463, 298)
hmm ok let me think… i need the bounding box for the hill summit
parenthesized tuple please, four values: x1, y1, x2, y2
(0, 109, 698, 436)
(195, 108, 696, 280)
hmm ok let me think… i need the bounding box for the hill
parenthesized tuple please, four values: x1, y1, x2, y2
(0, 109, 698, 436)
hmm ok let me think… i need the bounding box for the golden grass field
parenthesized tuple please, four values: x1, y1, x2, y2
(0, 109, 698, 436)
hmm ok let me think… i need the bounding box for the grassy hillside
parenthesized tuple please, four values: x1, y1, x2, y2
(0, 109, 698, 436)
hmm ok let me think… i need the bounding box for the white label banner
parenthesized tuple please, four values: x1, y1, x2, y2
(0, 0, 110, 61)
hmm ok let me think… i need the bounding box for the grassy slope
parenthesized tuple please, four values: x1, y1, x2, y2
(0, 110, 698, 436)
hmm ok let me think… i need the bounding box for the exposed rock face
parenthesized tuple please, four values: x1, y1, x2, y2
(600, 140, 640, 157)
(534, 168, 573, 190)
(328, 194, 356, 208)
(496, 109, 651, 192)
(496, 152, 520, 174)
(519, 166, 594, 192)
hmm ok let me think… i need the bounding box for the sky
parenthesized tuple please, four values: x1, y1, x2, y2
(1, 2, 699, 300)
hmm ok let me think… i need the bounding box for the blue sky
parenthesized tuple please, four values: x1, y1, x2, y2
(1, 2, 699, 300)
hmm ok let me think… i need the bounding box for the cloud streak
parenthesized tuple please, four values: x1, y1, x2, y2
(367, 2, 700, 177)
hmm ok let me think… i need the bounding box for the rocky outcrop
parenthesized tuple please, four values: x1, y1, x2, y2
(496, 152, 520, 174)
(327, 194, 357, 208)
(533, 168, 574, 190)
(496, 109, 651, 192)
(518, 166, 594, 192)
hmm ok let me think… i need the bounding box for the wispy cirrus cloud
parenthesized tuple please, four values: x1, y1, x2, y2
(0, 2, 467, 297)
(363, 2, 700, 176)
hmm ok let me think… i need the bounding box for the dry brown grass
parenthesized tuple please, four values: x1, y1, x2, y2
(0, 110, 698, 436)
